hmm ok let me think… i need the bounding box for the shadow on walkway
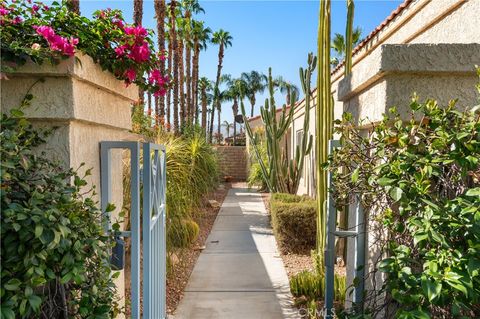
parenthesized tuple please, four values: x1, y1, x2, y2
(174, 184, 299, 319)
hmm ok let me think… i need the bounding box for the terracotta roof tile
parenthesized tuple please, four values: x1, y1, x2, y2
(332, 0, 414, 74)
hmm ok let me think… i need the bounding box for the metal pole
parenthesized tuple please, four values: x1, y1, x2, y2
(324, 140, 337, 319)
(130, 142, 141, 319)
(353, 197, 365, 311)
(324, 139, 340, 318)
(100, 143, 111, 232)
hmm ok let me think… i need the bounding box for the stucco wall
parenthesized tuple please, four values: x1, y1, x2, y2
(1, 53, 138, 317)
(287, 0, 480, 313)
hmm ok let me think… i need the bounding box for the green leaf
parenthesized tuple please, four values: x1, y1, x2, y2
(465, 188, 480, 197)
(28, 295, 42, 312)
(390, 187, 403, 202)
(4, 278, 21, 291)
(421, 277, 442, 302)
(1, 306, 15, 319)
(35, 225, 43, 238)
(378, 177, 396, 186)
(351, 167, 360, 183)
(414, 232, 429, 245)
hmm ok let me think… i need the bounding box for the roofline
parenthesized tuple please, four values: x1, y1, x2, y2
(332, 0, 414, 75)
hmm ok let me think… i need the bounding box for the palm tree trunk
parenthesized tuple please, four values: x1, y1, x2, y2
(66, 0, 80, 14)
(154, 0, 166, 125)
(233, 98, 238, 145)
(147, 93, 152, 116)
(178, 38, 185, 131)
(201, 88, 207, 135)
(170, 1, 179, 133)
(209, 43, 224, 143)
(249, 96, 256, 118)
(193, 41, 200, 124)
(186, 42, 192, 125)
(133, 0, 144, 106)
(217, 100, 221, 143)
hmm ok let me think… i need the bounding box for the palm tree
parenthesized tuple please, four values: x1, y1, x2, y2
(192, 21, 211, 123)
(215, 84, 230, 144)
(198, 77, 212, 136)
(331, 26, 362, 66)
(274, 76, 299, 106)
(176, 16, 186, 130)
(154, 0, 166, 125)
(133, 0, 144, 106)
(222, 120, 233, 138)
(180, 1, 204, 125)
(241, 71, 267, 117)
(223, 75, 247, 145)
(169, 0, 179, 132)
(209, 29, 233, 143)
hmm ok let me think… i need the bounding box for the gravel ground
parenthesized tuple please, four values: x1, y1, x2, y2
(166, 183, 231, 315)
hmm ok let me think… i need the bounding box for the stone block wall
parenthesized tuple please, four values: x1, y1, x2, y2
(215, 146, 247, 181)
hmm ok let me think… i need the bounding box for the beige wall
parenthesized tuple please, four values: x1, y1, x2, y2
(1, 53, 138, 317)
(287, 0, 480, 312)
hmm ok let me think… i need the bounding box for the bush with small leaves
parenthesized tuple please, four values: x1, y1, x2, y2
(1, 95, 120, 318)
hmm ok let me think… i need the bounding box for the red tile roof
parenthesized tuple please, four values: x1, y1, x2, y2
(249, 0, 414, 121)
(332, 0, 414, 74)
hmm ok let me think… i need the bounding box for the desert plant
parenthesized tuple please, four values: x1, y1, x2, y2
(242, 59, 314, 194)
(290, 271, 346, 305)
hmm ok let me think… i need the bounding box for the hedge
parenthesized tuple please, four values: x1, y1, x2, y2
(270, 193, 316, 254)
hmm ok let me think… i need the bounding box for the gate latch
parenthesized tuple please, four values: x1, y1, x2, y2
(110, 236, 125, 270)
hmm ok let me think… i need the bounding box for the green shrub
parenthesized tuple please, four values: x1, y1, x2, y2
(270, 195, 316, 253)
(271, 192, 311, 203)
(290, 270, 346, 304)
(1, 95, 120, 318)
(330, 85, 480, 317)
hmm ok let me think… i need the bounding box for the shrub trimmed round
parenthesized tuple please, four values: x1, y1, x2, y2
(270, 194, 316, 254)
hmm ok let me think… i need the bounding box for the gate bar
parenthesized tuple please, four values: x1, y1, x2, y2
(100, 141, 141, 319)
(324, 139, 365, 318)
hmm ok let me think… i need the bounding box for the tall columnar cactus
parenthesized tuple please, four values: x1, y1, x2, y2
(345, 0, 355, 75)
(242, 61, 314, 194)
(315, 0, 332, 271)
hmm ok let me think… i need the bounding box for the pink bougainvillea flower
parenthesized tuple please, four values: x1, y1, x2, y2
(34, 26, 78, 56)
(124, 26, 148, 39)
(148, 69, 161, 84)
(154, 88, 167, 97)
(128, 42, 150, 63)
(34, 25, 54, 38)
(124, 68, 136, 83)
(0, 8, 10, 16)
(114, 45, 126, 57)
(12, 16, 23, 24)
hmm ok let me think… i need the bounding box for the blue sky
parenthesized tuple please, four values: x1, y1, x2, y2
(79, 0, 402, 124)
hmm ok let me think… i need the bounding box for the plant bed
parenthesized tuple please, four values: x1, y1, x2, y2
(166, 183, 231, 315)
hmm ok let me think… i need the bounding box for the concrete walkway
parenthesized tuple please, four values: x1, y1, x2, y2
(174, 184, 298, 319)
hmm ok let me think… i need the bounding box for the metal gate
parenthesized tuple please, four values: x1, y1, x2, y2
(100, 141, 167, 319)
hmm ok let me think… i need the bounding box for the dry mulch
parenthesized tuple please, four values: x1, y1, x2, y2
(166, 182, 231, 315)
